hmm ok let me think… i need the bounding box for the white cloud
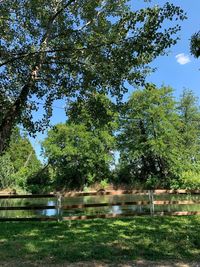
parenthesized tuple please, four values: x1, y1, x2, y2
(175, 53, 191, 65)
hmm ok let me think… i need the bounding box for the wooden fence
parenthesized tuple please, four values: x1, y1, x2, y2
(0, 189, 200, 221)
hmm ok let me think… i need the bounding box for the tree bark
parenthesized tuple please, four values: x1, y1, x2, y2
(0, 83, 30, 154)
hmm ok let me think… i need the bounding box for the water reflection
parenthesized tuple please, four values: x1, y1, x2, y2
(0, 194, 199, 219)
(40, 201, 57, 216)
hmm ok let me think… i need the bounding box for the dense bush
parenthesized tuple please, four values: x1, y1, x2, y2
(171, 170, 200, 190)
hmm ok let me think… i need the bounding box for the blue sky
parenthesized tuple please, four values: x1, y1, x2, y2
(30, 0, 200, 161)
(144, 1, 200, 98)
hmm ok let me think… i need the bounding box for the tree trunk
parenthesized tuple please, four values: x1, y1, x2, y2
(0, 84, 30, 154)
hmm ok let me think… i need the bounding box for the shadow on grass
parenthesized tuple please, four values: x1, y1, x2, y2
(0, 216, 199, 263)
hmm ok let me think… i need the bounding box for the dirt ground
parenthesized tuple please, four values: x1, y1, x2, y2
(0, 260, 199, 267)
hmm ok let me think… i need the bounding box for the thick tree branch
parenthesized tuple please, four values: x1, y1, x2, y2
(0, 0, 76, 154)
(0, 40, 118, 68)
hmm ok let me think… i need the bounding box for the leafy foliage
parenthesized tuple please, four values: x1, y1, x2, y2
(42, 123, 115, 189)
(0, 153, 15, 189)
(0, 0, 186, 153)
(7, 128, 41, 173)
(118, 84, 181, 186)
(177, 89, 200, 168)
(171, 170, 200, 190)
(190, 31, 200, 58)
(42, 87, 200, 190)
(26, 165, 53, 193)
(117, 86, 200, 189)
(68, 92, 118, 131)
(0, 128, 41, 190)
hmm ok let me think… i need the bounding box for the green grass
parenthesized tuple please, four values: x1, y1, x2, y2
(0, 216, 199, 264)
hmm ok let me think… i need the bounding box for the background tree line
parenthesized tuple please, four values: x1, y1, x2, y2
(1, 85, 200, 192)
(41, 85, 200, 191)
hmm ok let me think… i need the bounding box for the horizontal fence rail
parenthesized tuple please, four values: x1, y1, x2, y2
(0, 205, 57, 211)
(0, 190, 199, 221)
(63, 189, 200, 197)
(0, 194, 56, 199)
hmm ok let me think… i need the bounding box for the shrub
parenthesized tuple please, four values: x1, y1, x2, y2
(171, 170, 200, 190)
(99, 178, 109, 189)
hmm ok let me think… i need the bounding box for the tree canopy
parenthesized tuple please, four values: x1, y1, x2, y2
(42, 122, 115, 189)
(118, 84, 181, 186)
(190, 31, 200, 58)
(117, 85, 200, 188)
(0, 128, 41, 190)
(41, 92, 118, 189)
(0, 0, 186, 153)
(177, 89, 200, 168)
(7, 128, 41, 173)
(67, 92, 118, 131)
(41, 86, 200, 190)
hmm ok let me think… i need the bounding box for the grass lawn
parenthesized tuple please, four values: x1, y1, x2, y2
(0, 216, 199, 266)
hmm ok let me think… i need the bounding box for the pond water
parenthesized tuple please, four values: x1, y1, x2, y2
(0, 193, 199, 219)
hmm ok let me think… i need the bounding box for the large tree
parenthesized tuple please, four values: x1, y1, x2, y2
(118, 84, 181, 186)
(0, 0, 186, 153)
(0, 128, 41, 189)
(178, 89, 200, 168)
(42, 122, 115, 188)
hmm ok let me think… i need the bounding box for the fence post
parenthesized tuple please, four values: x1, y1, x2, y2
(148, 190, 154, 216)
(56, 193, 62, 222)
